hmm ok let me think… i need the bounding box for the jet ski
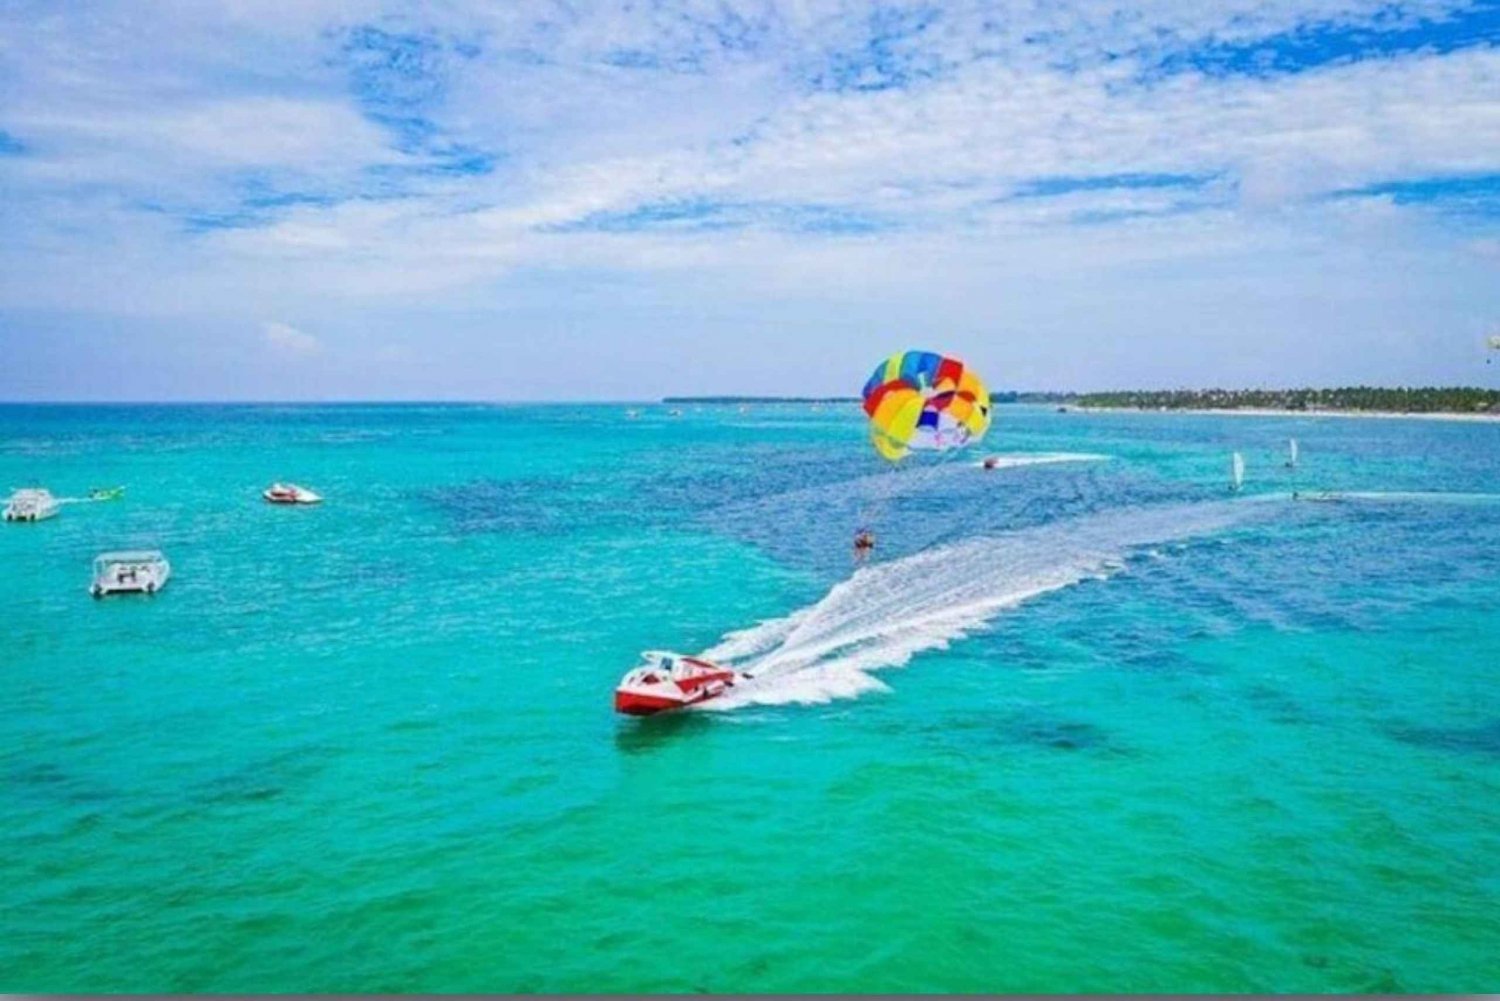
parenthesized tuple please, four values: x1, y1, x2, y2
(263, 482, 323, 505)
(614, 651, 749, 716)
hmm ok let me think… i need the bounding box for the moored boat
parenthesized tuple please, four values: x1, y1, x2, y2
(263, 482, 322, 505)
(4, 488, 60, 522)
(91, 550, 171, 597)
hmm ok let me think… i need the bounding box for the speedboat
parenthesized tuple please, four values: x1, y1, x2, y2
(263, 482, 322, 505)
(4, 488, 59, 522)
(614, 651, 749, 716)
(91, 550, 171, 597)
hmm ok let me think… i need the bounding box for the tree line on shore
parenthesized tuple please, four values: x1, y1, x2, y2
(663, 387, 1500, 414)
(1067, 387, 1499, 413)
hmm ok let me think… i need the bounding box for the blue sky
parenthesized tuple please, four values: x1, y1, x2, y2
(1, 0, 1498, 400)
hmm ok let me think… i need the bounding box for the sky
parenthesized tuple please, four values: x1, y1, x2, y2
(1, 0, 1498, 401)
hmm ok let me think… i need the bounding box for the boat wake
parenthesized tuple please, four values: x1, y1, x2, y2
(1296, 490, 1500, 505)
(699, 500, 1275, 711)
(972, 451, 1110, 469)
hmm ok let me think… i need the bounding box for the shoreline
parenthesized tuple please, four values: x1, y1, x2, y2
(1071, 405, 1500, 423)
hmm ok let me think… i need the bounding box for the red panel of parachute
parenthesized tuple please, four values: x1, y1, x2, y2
(935, 356, 963, 388)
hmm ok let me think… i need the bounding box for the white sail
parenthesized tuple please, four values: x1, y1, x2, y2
(1287, 437, 1299, 468)
(1231, 451, 1245, 491)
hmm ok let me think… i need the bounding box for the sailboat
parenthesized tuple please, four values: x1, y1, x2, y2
(1285, 438, 1299, 469)
(1230, 451, 1245, 492)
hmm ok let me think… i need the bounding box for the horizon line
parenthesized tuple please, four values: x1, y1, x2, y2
(3, 385, 1499, 407)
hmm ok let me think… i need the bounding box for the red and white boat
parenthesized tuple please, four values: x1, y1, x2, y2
(263, 482, 323, 505)
(614, 651, 749, 716)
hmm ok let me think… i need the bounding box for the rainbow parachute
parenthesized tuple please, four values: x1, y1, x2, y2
(861, 350, 991, 462)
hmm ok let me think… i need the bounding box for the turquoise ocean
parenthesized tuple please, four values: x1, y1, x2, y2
(3, 402, 1498, 993)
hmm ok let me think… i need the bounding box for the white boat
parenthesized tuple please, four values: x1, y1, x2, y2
(4, 488, 60, 522)
(91, 550, 171, 597)
(1230, 452, 1245, 492)
(263, 482, 322, 505)
(1286, 438, 1299, 469)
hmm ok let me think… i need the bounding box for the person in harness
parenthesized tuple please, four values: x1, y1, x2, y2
(853, 527, 875, 560)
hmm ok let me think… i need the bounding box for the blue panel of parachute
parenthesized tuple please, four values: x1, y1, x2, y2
(899, 351, 942, 390)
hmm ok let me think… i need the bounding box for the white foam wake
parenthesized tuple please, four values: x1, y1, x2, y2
(1312, 491, 1500, 505)
(971, 451, 1110, 469)
(699, 500, 1265, 710)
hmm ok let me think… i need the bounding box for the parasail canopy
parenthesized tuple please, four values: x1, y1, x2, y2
(861, 350, 991, 462)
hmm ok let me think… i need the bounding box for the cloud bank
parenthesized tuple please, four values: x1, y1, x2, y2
(1, 0, 1497, 399)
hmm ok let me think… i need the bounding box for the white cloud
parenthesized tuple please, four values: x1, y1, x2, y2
(1, 1, 1497, 397)
(262, 320, 323, 355)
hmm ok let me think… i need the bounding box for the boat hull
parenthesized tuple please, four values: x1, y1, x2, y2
(4, 508, 58, 522)
(614, 689, 697, 716)
(614, 677, 733, 716)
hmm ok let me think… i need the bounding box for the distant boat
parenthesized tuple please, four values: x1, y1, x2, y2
(89, 485, 125, 501)
(624, 409, 639, 420)
(668, 408, 683, 417)
(1230, 452, 1245, 492)
(4, 488, 59, 522)
(264, 483, 322, 505)
(1285, 438, 1299, 469)
(91, 550, 170, 598)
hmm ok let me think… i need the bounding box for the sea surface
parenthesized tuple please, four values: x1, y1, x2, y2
(2, 402, 1498, 993)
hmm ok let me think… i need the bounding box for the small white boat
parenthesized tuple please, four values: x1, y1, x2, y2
(624, 409, 640, 420)
(91, 550, 171, 598)
(263, 482, 322, 505)
(1230, 452, 1245, 492)
(4, 488, 60, 522)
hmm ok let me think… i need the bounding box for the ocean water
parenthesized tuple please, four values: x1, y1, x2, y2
(2, 402, 1498, 993)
